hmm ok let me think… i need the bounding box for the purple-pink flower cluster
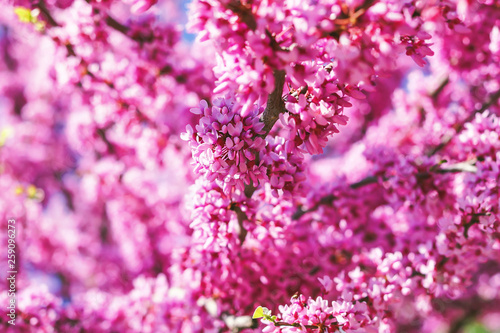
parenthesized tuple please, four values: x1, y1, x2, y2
(0, 0, 500, 332)
(182, 97, 266, 194)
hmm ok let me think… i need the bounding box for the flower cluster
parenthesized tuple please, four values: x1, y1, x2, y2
(188, 0, 440, 118)
(1, 0, 500, 332)
(282, 70, 356, 155)
(182, 97, 266, 194)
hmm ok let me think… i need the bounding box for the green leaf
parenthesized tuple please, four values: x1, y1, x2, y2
(14, 7, 44, 31)
(252, 306, 264, 319)
(14, 7, 33, 23)
(463, 321, 491, 333)
(0, 127, 13, 147)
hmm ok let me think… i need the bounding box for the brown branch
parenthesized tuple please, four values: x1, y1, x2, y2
(276, 322, 315, 328)
(54, 171, 74, 211)
(232, 71, 287, 238)
(29, 2, 79, 58)
(293, 194, 336, 220)
(292, 161, 478, 220)
(35, 1, 60, 27)
(226, 1, 257, 31)
(105, 15, 130, 35)
(350, 175, 379, 189)
(83, 0, 154, 43)
(328, 0, 378, 39)
(462, 213, 487, 239)
(261, 70, 287, 135)
(431, 77, 450, 100)
(64, 44, 76, 57)
(103, 13, 154, 43)
(434, 160, 477, 174)
(427, 88, 500, 157)
(225, 1, 287, 137)
(292, 174, 382, 220)
(96, 127, 116, 155)
(225, 1, 287, 136)
(447, 308, 479, 333)
(230, 204, 249, 245)
(242, 70, 286, 199)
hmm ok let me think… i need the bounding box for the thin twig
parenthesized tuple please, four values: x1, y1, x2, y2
(242, 70, 287, 199)
(226, 1, 257, 31)
(447, 308, 478, 333)
(427, 89, 500, 157)
(105, 15, 130, 35)
(292, 161, 478, 220)
(261, 70, 287, 135)
(350, 175, 379, 189)
(230, 204, 249, 245)
(96, 127, 116, 155)
(35, 1, 60, 27)
(431, 77, 450, 100)
(54, 171, 75, 211)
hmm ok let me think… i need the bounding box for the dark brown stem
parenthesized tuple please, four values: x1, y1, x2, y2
(431, 77, 450, 100)
(292, 161, 478, 220)
(463, 214, 483, 239)
(230, 204, 249, 245)
(447, 308, 479, 333)
(104, 13, 153, 43)
(96, 127, 116, 155)
(105, 15, 130, 35)
(275, 322, 324, 329)
(54, 172, 75, 211)
(35, 1, 60, 27)
(350, 175, 379, 189)
(427, 89, 500, 157)
(31, 2, 78, 57)
(328, 0, 377, 39)
(226, 1, 257, 31)
(242, 70, 286, 199)
(64, 44, 76, 57)
(433, 161, 477, 174)
(225, 1, 288, 130)
(261, 70, 287, 135)
(82, 0, 153, 43)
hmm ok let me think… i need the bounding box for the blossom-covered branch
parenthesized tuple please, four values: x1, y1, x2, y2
(1, 0, 499, 332)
